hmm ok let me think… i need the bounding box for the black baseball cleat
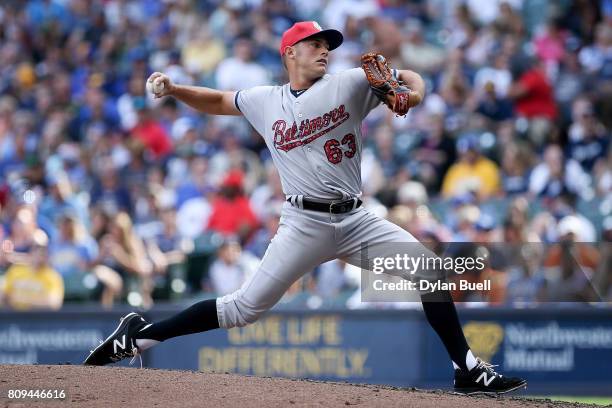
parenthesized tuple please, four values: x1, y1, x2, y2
(453, 358, 527, 395)
(84, 312, 150, 366)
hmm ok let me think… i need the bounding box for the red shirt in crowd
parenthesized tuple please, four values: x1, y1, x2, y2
(131, 120, 173, 159)
(207, 196, 259, 237)
(514, 68, 558, 120)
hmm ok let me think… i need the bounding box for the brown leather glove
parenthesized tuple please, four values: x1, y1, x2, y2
(361, 52, 411, 116)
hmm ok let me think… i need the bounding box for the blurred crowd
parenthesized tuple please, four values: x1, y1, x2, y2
(0, 0, 610, 311)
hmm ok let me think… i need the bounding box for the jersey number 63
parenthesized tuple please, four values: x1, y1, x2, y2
(323, 133, 356, 164)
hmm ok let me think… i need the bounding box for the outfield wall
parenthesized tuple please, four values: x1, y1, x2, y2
(2, 306, 611, 395)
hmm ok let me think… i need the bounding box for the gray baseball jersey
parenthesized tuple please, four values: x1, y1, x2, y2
(234, 68, 381, 200)
(217, 67, 439, 329)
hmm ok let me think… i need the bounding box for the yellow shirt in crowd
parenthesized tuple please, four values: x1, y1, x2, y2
(442, 157, 501, 199)
(1, 263, 64, 311)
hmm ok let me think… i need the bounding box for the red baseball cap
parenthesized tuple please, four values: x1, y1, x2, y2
(279, 21, 343, 55)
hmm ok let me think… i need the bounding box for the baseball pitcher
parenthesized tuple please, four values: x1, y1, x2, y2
(85, 21, 526, 395)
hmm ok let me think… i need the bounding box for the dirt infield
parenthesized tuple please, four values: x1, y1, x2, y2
(0, 365, 597, 408)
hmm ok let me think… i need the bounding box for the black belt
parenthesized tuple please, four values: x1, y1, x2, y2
(287, 197, 362, 214)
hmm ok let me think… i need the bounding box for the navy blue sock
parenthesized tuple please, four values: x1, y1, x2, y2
(137, 299, 219, 341)
(420, 290, 471, 371)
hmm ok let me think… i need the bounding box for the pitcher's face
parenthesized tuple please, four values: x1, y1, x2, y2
(288, 36, 330, 79)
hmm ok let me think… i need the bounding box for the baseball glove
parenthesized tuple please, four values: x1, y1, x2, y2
(361, 52, 411, 116)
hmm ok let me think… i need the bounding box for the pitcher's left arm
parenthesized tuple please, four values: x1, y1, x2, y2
(396, 69, 425, 108)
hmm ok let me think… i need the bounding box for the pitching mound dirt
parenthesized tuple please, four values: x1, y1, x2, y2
(0, 365, 598, 407)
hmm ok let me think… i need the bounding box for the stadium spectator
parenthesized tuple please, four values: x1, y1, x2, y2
(117, 74, 148, 131)
(143, 205, 185, 281)
(207, 170, 259, 242)
(505, 244, 547, 305)
(130, 97, 173, 160)
(0, 229, 63, 311)
(508, 58, 558, 147)
(7, 205, 40, 257)
(543, 223, 600, 302)
(438, 49, 472, 133)
(90, 163, 133, 215)
(151, 206, 184, 264)
(474, 81, 514, 123)
(48, 212, 115, 304)
(215, 37, 270, 91)
(208, 132, 264, 186)
(206, 237, 259, 296)
(72, 86, 120, 141)
(492, 2, 524, 37)
(554, 50, 591, 124)
(448, 201, 481, 242)
(93, 211, 153, 308)
(39, 173, 87, 228)
(410, 113, 456, 193)
(245, 201, 283, 260)
(316, 259, 348, 300)
(0, 110, 37, 180)
(566, 97, 609, 172)
(175, 155, 214, 208)
(441, 134, 501, 199)
(529, 144, 592, 200)
(474, 53, 512, 99)
(593, 146, 611, 196)
(181, 26, 226, 80)
(503, 197, 532, 245)
(249, 163, 285, 221)
(372, 124, 403, 179)
(399, 19, 445, 75)
(123, 142, 154, 204)
(533, 19, 567, 77)
(448, 243, 507, 304)
(500, 142, 532, 195)
(578, 23, 612, 77)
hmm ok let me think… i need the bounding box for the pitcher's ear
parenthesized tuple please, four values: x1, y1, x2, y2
(285, 46, 296, 59)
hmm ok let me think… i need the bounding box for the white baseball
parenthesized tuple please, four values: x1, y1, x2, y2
(147, 77, 165, 95)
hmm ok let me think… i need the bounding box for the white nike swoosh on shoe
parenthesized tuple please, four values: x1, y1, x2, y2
(139, 324, 152, 332)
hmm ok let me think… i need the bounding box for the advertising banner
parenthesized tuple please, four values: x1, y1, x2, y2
(148, 311, 422, 385)
(2, 307, 612, 394)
